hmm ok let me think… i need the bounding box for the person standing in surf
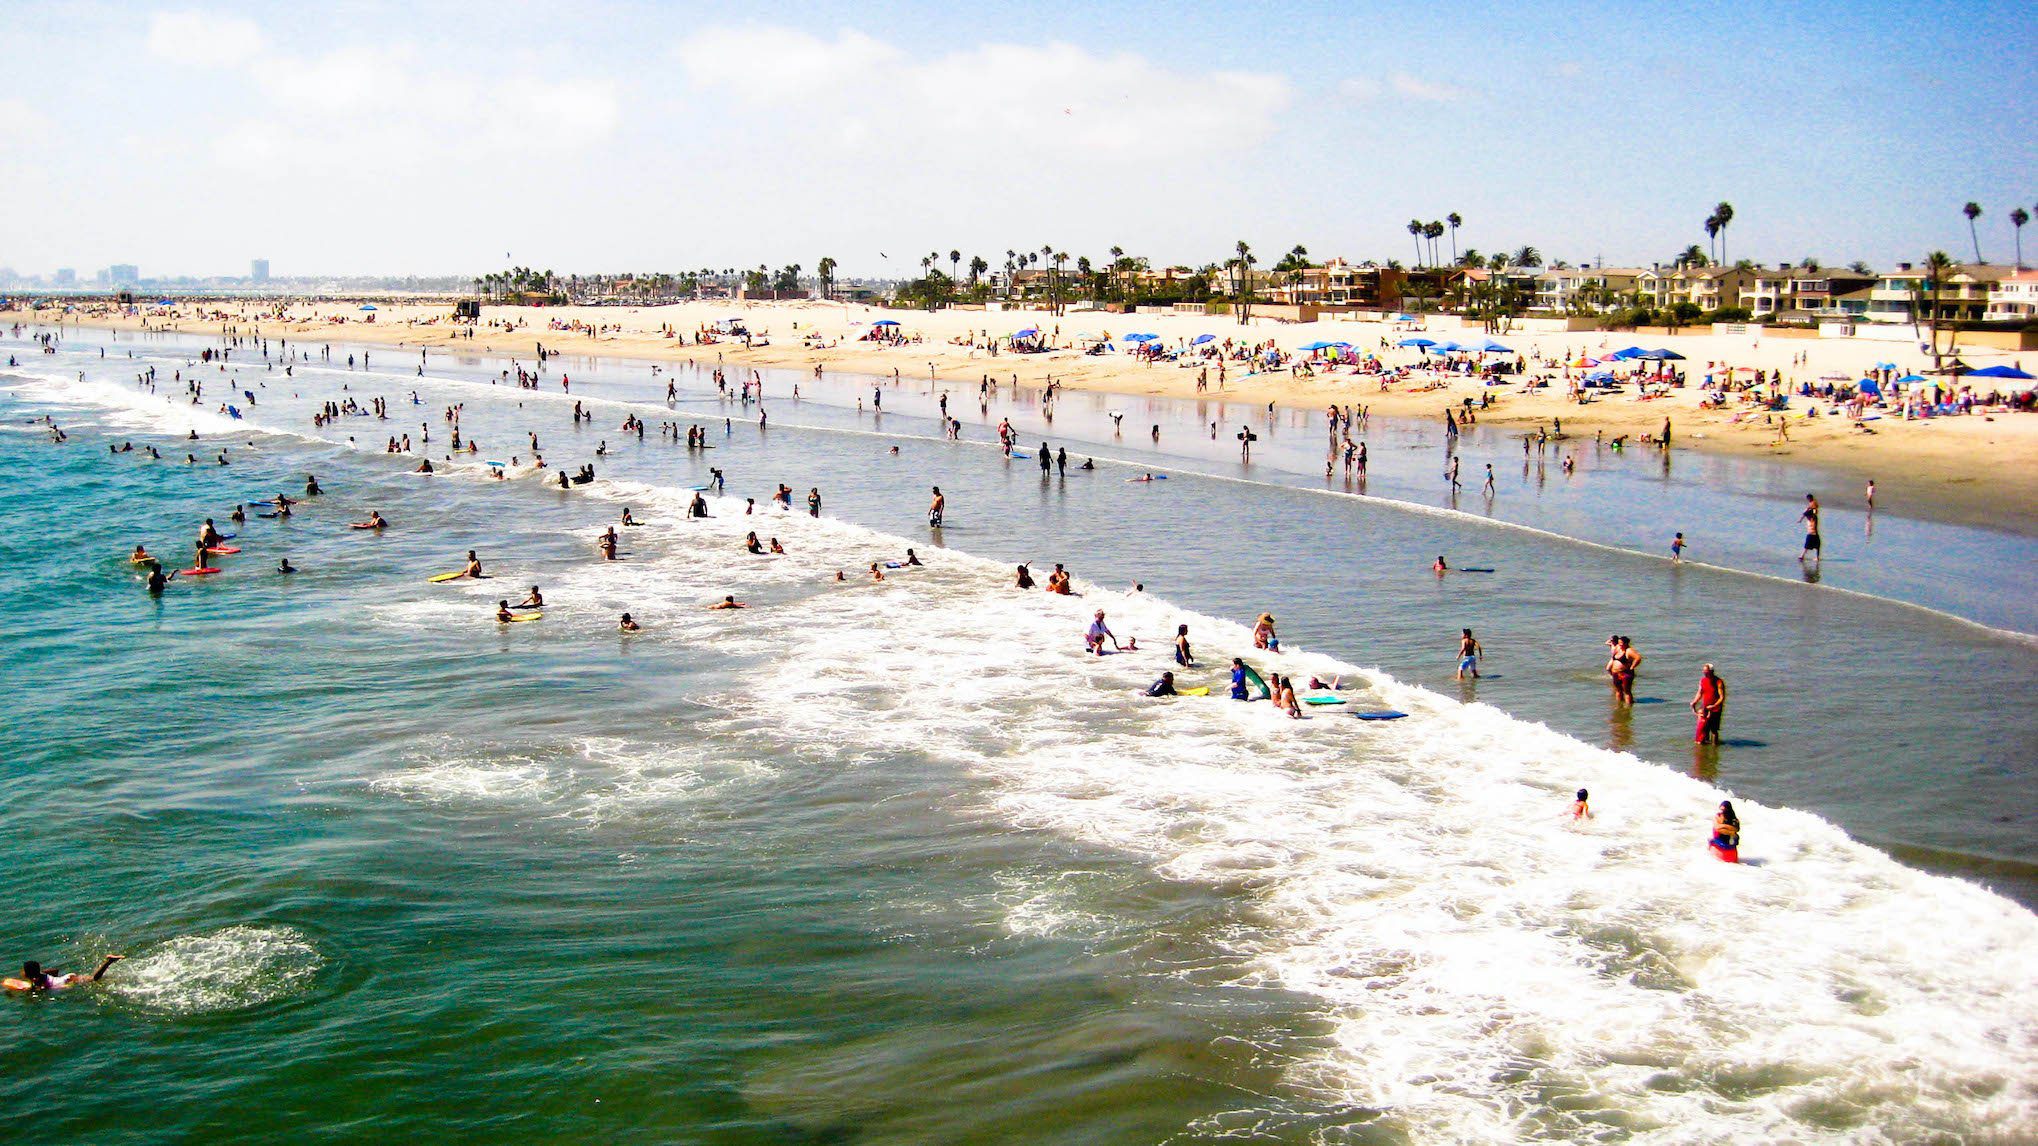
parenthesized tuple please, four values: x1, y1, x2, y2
(1798, 493, 1821, 563)
(927, 486, 945, 526)
(1691, 663, 1726, 744)
(1456, 628, 1483, 680)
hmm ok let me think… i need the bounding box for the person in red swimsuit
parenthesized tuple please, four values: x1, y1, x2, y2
(1691, 664, 1726, 744)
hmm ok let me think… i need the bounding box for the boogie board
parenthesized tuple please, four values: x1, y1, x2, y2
(1178, 686, 1211, 697)
(1458, 567, 1495, 573)
(184, 567, 222, 576)
(350, 523, 382, 530)
(203, 546, 240, 555)
(501, 613, 542, 623)
(1354, 710, 1407, 721)
(258, 512, 281, 519)
(428, 571, 469, 583)
(1303, 696, 1346, 705)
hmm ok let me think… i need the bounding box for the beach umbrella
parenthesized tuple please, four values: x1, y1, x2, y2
(1874, 361, 1897, 369)
(1968, 364, 2034, 379)
(1585, 370, 1616, 382)
(1191, 333, 1215, 345)
(872, 318, 900, 326)
(1397, 337, 1436, 348)
(1433, 340, 1464, 352)
(1607, 346, 1648, 360)
(1475, 339, 1512, 353)
(1395, 313, 1415, 321)
(1897, 374, 1928, 384)
(156, 298, 174, 306)
(1126, 332, 1159, 341)
(1643, 348, 1686, 360)
(1568, 356, 1598, 368)
(1300, 341, 1336, 351)
(1328, 341, 1352, 348)
(1012, 327, 1039, 338)
(359, 304, 378, 311)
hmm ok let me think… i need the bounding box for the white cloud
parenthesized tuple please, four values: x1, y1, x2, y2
(1390, 73, 1467, 102)
(673, 27, 1292, 154)
(147, 10, 264, 67)
(1340, 72, 1471, 103)
(0, 97, 52, 133)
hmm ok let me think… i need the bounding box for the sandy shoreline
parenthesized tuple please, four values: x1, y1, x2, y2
(10, 298, 2035, 535)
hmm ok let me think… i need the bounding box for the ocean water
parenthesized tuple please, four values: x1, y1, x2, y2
(2, 327, 2035, 1143)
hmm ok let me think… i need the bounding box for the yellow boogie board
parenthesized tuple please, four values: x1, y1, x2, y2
(501, 612, 541, 623)
(1179, 686, 1211, 696)
(429, 571, 468, 583)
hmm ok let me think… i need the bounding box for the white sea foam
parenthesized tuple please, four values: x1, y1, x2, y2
(110, 925, 324, 1015)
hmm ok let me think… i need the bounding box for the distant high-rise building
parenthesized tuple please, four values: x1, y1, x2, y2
(251, 258, 270, 284)
(55, 268, 77, 286)
(109, 264, 140, 286)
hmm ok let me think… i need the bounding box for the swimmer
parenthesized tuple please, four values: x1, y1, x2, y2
(1252, 613, 1280, 653)
(1710, 800, 1740, 857)
(621, 507, 640, 526)
(904, 549, 922, 566)
(744, 532, 765, 554)
(130, 544, 153, 564)
(1145, 671, 1178, 697)
(304, 475, 322, 496)
(1229, 657, 1250, 700)
(496, 600, 515, 623)
(1174, 624, 1193, 666)
(1572, 789, 1592, 820)
(1433, 555, 1449, 574)
(708, 595, 747, 610)
(145, 565, 169, 593)
(5, 955, 123, 992)
(277, 558, 296, 574)
(1014, 564, 1035, 590)
(460, 550, 483, 578)
(928, 485, 945, 526)
(1671, 532, 1686, 561)
(619, 612, 641, 632)
(769, 537, 785, 554)
(414, 459, 434, 474)
(355, 511, 387, 530)
(520, 586, 544, 608)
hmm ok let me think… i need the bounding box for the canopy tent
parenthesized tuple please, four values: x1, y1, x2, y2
(1642, 348, 1686, 360)
(1473, 339, 1513, 353)
(871, 318, 901, 327)
(1397, 337, 1436, 348)
(1968, 364, 2034, 380)
(1432, 340, 1464, 352)
(1606, 346, 1648, 360)
(1190, 333, 1215, 345)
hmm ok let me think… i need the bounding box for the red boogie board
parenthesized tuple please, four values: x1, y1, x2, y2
(184, 567, 222, 576)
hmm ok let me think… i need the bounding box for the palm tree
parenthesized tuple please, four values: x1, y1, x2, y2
(2012, 207, 2031, 269)
(1511, 245, 1542, 268)
(1713, 202, 1734, 265)
(1232, 239, 1256, 324)
(1446, 212, 1462, 264)
(1425, 221, 1445, 267)
(950, 249, 961, 280)
(817, 256, 837, 301)
(1921, 250, 1954, 363)
(1408, 219, 1425, 266)
(968, 255, 988, 285)
(1704, 214, 1720, 264)
(1962, 202, 1983, 264)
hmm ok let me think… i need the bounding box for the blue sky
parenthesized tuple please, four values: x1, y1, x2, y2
(2, 1, 2032, 277)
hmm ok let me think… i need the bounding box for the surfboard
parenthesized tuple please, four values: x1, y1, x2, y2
(1458, 567, 1495, 573)
(1179, 686, 1211, 697)
(1303, 696, 1346, 705)
(203, 546, 240, 555)
(250, 500, 275, 506)
(428, 571, 468, 583)
(1354, 710, 1407, 721)
(502, 613, 541, 623)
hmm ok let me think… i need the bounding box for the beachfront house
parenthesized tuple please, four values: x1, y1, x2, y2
(1783, 268, 1877, 319)
(1531, 267, 1644, 313)
(1266, 258, 1408, 310)
(1984, 270, 2038, 322)
(1659, 266, 1757, 312)
(1866, 263, 2010, 324)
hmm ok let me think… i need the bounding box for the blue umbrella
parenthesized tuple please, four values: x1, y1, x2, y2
(156, 298, 174, 306)
(1607, 346, 1648, 360)
(1125, 332, 1159, 341)
(1328, 341, 1352, 348)
(1897, 374, 1928, 384)
(1191, 333, 1215, 345)
(1585, 370, 1616, 382)
(359, 304, 378, 311)
(1012, 327, 1039, 338)
(1300, 341, 1336, 351)
(1397, 337, 1436, 348)
(1968, 364, 2034, 379)
(1643, 348, 1686, 360)
(872, 318, 900, 326)
(1395, 313, 1415, 321)
(1433, 340, 1463, 352)
(1874, 361, 1897, 369)
(1475, 339, 1512, 353)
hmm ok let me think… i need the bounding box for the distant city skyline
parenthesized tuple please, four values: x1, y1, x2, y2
(3, 1, 2033, 278)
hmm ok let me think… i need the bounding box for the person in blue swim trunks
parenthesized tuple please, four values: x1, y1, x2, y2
(1229, 657, 1250, 700)
(1456, 628, 1482, 680)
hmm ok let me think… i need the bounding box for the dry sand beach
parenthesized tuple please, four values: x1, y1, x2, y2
(11, 297, 2036, 533)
